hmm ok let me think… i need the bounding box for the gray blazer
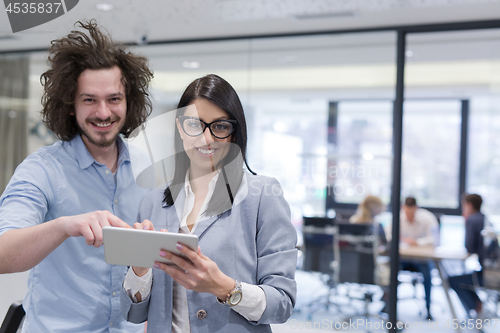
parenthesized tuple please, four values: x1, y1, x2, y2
(121, 173, 297, 332)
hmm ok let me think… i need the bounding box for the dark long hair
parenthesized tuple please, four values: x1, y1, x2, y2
(163, 74, 255, 216)
(40, 20, 153, 140)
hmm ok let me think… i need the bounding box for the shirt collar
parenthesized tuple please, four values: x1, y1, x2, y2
(116, 137, 131, 166)
(183, 170, 220, 197)
(69, 135, 130, 170)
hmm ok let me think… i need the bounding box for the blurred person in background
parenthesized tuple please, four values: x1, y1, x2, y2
(449, 194, 486, 321)
(350, 194, 387, 246)
(385, 197, 439, 320)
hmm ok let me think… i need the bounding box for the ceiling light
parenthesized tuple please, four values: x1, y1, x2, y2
(294, 11, 356, 20)
(182, 61, 200, 69)
(405, 50, 414, 58)
(96, 3, 114, 11)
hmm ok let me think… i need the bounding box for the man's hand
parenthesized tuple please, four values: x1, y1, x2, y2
(59, 210, 131, 247)
(401, 237, 418, 246)
(0, 211, 131, 273)
(131, 220, 161, 277)
(133, 219, 155, 232)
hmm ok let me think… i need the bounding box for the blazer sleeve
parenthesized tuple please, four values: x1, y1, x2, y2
(252, 177, 298, 325)
(120, 288, 151, 323)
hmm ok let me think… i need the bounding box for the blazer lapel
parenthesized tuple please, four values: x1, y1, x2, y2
(164, 183, 230, 238)
(193, 213, 225, 239)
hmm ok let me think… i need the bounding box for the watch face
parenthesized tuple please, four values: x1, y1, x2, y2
(229, 291, 242, 305)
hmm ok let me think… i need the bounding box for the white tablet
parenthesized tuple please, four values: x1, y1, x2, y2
(102, 226, 199, 268)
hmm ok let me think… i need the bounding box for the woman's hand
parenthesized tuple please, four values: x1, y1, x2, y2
(131, 220, 161, 277)
(154, 244, 235, 300)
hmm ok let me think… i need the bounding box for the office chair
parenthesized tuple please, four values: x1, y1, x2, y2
(472, 269, 500, 320)
(336, 223, 386, 333)
(333, 209, 356, 224)
(468, 227, 500, 319)
(397, 267, 428, 316)
(0, 301, 24, 333)
(300, 216, 340, 320)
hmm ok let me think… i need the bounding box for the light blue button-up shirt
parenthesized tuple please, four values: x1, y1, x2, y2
(0, 135, 148, 333)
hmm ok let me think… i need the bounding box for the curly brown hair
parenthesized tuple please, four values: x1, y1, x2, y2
(40, 20, 153, 141)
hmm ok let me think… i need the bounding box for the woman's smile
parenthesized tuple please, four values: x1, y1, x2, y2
(195, 146, 218, 157)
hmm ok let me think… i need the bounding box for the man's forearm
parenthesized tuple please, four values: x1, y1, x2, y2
(0, 218, 69, 273)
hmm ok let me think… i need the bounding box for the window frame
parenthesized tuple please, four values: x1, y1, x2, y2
(326, 98, 469, 216)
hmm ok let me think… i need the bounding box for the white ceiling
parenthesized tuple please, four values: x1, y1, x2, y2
(1, 0, 500, 52)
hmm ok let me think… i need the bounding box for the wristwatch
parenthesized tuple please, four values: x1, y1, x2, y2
(217, 280, 242, 306)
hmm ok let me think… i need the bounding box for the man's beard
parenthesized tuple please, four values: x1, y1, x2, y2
(77, 118, 123, 148)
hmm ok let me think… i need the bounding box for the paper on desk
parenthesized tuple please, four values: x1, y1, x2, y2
(434, 246, 468, 257)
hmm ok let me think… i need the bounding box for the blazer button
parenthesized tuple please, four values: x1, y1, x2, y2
(196, 310, 207, 319)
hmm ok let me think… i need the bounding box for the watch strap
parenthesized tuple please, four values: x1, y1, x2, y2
(217, 280, 242, 305)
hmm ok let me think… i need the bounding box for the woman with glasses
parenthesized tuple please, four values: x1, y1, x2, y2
(121, 74, 297, 333)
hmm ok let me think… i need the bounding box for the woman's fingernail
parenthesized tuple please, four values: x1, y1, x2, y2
(176, 243, 183, 250)
(143, 226, 148, 230)
(159, 251, 167, 257)
(153, 264, 160, 269)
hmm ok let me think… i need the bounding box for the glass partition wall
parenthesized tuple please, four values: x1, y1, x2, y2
(137, 32, 397, 225)
(248, 32, 397, 223)
(404, 29, 500, 236)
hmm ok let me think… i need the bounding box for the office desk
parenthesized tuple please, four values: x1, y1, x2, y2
(399, 245, 469, 333)
(301, 225, 337, 235)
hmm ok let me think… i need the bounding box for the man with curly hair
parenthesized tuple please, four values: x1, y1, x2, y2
(0, 20, 153, 332)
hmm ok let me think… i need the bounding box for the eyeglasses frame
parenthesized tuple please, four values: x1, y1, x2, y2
(178, 116, 237, 139)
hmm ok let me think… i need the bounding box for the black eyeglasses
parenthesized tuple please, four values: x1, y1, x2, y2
(178, 116, 237, 139)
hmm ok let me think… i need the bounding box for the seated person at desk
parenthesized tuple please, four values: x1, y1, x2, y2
(350, 195, 387, 247)
(386, 196, 439, 320)
(449, 194, 485, 320)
